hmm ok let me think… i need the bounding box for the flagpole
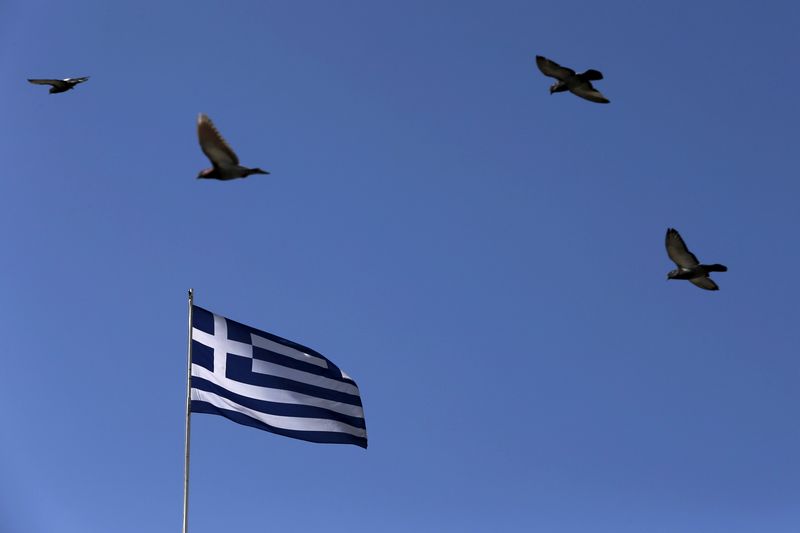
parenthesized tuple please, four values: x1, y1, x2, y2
(182, 288, 194, 533)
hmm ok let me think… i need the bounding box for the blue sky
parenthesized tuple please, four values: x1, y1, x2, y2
(2, 1, 799, 531)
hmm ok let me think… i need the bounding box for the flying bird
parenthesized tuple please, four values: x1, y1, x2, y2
(665, 228, 727, 290)
(535, 56, 609, 104)
(27, 77, 89, 94)
(196, 113, 269, 180)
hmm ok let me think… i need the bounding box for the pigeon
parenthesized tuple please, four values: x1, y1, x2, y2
(196, 113, 269, 180)
(27, 77, 89, 94)
(535, 56, 609, 104)
(665, 228, 727, 290)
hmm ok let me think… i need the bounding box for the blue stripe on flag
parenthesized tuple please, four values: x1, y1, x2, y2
(252, 345, 343, 378)
(191, 376, 366, 428)
(225, 356, 363, 406)
(191, 400, 368, 448)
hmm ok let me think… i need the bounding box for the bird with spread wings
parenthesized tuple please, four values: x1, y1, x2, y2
(196, 113, 270, 181)
(28, 77, 89, 94)
(665, 228, 728, 290)
(535, 56, 609, 104)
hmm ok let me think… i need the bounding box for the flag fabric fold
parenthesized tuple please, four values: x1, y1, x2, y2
(190, 305, 367, 448)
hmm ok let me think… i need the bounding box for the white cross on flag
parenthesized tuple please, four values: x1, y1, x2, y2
(190, 305, 367, 448)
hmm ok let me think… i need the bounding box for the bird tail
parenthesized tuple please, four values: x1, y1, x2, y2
(706, 264, 727, 272)
(581, 69, 603, 81)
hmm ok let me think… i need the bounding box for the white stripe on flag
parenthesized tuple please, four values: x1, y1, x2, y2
(251, 334, 328, 368)
(191, 364, 364, 418)
(192, 388, 367, 438)
(251, 359, 360, 396)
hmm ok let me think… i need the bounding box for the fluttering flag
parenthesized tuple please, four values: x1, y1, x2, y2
(189, 305, 367, 448)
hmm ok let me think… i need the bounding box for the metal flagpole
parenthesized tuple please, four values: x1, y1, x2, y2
(182, 288, 194, 533)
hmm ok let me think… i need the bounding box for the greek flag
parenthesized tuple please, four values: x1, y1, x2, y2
(190, 305, 367, 448)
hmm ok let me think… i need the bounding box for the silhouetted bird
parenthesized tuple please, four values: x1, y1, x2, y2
(27, 77, 89, 94)
(535, 56, 609, 104)
(665, 228, 727, 290)
(196, 113, 269, 180)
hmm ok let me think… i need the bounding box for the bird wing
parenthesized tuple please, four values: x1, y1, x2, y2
(197, 113, 239, 167)
(580, 69, 604, 81)
(690, 277, 719, 291)
(570, 80, 610, 103)
(65, 77, 90, 84)
(28, 79, 67, 87)
(665, 228, 700, 268)
(535, 56, 575, 81)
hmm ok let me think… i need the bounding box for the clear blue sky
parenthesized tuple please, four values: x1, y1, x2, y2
(2, 1, 799, 531)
